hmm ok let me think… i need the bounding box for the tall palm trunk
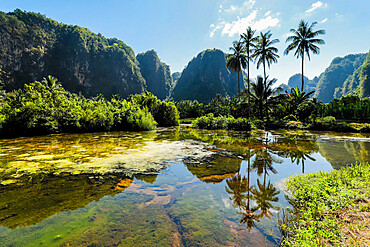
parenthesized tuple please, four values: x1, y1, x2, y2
(247, 50, 251, 118)
(238, 72, 240, 95)
(263, 60, 266, 84)
(301, 54, 304, 91)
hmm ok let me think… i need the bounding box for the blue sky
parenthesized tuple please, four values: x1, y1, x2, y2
(1, 0, 369, 84)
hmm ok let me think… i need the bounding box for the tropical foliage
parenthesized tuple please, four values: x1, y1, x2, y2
(128, 91, 180, 127)
(0, 77, 184, 137)
(192, 113, 251, 131)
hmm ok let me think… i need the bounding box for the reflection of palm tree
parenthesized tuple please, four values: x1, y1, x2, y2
(225, 157, 261, 231)
(226, 173, 249, 208)
(270, 137, 318, 174)
(251, 146, 279, 179)
(252, 179, 280, 218)
(289, 152, 316, 174)
(240, 205, 260, 231)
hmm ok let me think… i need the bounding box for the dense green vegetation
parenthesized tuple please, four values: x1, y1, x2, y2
(0, 76, 180, 137)
(317, 95, 370, 120)
(128, 91, 180, 127)
(280, 163, 370, 246)
(136, 50, 173, 100)
(192, 113, 251, 131)
(178, 90, 370, 132)
(172, 49, 240, 103)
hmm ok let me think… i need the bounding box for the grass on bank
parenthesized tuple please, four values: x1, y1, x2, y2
(279, 163, 370, 247)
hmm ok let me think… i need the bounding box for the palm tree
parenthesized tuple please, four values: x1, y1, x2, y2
(253, 31, 279, 83)
(284, 20, 325, 91)
(42, 75, 61, 92)
(226, 41, 247, 94)
(241, 27, 258, 117)
(249, 76, 280, 119)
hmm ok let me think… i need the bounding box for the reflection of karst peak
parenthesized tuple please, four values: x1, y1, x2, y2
(317, 140, 370, 169)
(184, 156, 242, 184)
(0, 174, 134, 229)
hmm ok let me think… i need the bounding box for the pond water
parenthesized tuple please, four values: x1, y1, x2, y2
(0, 126, 369, 246)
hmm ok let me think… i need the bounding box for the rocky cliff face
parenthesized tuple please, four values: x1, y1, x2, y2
(314, 53, 367, 102)
(0, 10, 146, 98)
(136, 50, 173, 99)
(172, 49, 240, 103)
(339, 51, 370, 98)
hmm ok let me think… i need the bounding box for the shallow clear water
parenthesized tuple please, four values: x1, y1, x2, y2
(0, 126, 369, 246)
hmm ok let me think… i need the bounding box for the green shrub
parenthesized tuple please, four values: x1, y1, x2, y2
(0, 77, 158, 137)
(129, 91, 180, 127)
(192, 114, 250, 131)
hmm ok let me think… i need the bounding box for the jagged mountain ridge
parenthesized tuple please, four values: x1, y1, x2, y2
(172, 49, 241, 103)
(136, 50, 173, 99)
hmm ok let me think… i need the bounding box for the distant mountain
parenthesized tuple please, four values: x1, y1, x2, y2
(172, 72, 181, 85)
(172, 49, 241, 103)
(136, 50, 173, 99)
(314, 53, 367, 102)
(339, 51, 370, 98)
(287, 73, 317, 92)
(0, 10, 146, 98)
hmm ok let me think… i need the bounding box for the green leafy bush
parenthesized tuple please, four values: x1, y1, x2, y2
(192, 113, 250, 131)
(129, 91, 180, 127)
(0, 77, 158, 137)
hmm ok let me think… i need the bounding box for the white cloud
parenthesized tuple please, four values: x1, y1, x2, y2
(220, 10, 258, 37)
(210, 10, 279, 37)
(320, 18, 328, 23)
(210, 22, 225, 38)
(210, 1, 279, 38)
(220, 0, 256, 14)
(306, 1, 327, 13)
(253, 16, 279, 31)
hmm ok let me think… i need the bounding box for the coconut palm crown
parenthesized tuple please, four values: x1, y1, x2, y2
(284, 20, 325, 91)
(253, 31, 280, 82)
(226, 41, 247, 94)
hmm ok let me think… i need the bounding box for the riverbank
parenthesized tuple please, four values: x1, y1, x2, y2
(188, 115, 370, 133)
(279, 163, 370, 246)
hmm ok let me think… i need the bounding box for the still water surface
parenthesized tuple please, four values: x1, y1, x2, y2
(0, 126, 369, 246)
